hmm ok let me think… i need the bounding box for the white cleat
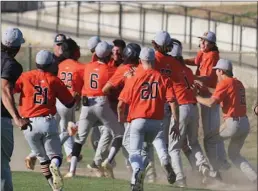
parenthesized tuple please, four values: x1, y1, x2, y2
(64, 172, 75, 178)
(101, 159, 114, 179)
(49, 163, 63, 190)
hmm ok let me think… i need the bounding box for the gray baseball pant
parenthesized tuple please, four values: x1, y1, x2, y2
(91, 126, 101, 151)
(129, 118, 162, 184)
(204, 116, 257, 182)
(1, 117, 14, 191)
(56, 99, 75, 157)
(169, 104, 209, 181)
(75, 96, 124, 146)
(200, 104, 227, 168)
(23, 116, 63, 163)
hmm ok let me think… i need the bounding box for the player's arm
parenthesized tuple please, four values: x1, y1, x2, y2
(102, 82, 114, 95)
(196, 96, 217, 108)
(117, 100, 127, 123)
(184, 58, 196, 66)
(102, 68, 123, 94)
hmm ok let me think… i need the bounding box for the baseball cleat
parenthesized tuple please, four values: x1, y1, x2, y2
(175, 178, 187, 188)
(102, 159, 114, 179)
(64, 172, 75, 178)
(49, 163, 63, 190)
(25, 156, 37, 170)
(199, 163, 210, 177)
(163, 163, 176, 184)
(67, 121, 78, 136)
(131, 168, 145, 191)
(145, 162, 157, 183)
(87, 162, 105, 177)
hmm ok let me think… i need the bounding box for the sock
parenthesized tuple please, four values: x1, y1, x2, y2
(107, 137, 123, 163)
(70, 156, 78, 173)
(51, 158, 60, 167)
(47, 177, 54, 189)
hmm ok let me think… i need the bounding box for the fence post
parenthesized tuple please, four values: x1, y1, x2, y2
(118, 3, 122, 38)
(231, 15, 235, 51)
(208, 10, 211, 31)
(214, 21, 217, 36)
(165, 13, 168, 32)
(142, 8, 146, 46)
(239, 25, 243, 66)
(139, 4, 142, 39)
(189, 16, 192, 50)
(28, 45, 32, 71)
(36, 1, 40, 29)
(16, 2, 20, 26)
(64, 2, 67, 7)
(98, 2, 101, 36)
(161, 5, 165, 30)
(184, 6, 187, 43)
(56, 1, 60, 33)
(76, 1, 81, 37)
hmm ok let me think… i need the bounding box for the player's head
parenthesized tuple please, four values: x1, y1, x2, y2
(198, 31, 218, 53)
(112, 39, 126, 62)
(53, 33, 66, 57)
(122, 43, 141, 64)
(95, 41, 113, 63)
(213, 59, 233, 81)
(87, 36, 101, 53)
(35, 50, 54, 71)
(151, 30, 172, 54)
(139, 47, 155, 69)
(59, 38, 80, 61)
(1, 27, 25, 57)
(169, 38, 183, 62)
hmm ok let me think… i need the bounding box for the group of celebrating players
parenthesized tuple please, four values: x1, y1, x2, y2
(1, 26, 257, 191)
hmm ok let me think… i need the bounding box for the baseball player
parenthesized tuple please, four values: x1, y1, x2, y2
(117, 47, 180, 191)
(55, 38, 84, 163)
(1, 27, 31, 191)
(194, 59, 257, 184)
(167, 39, 211, 187)
(184, 31, 230, 171)
(24, 33, 68, 169)
(14, 50, 79, 191)
(254, 103, 258, 116)
(65, 41, 124, 179)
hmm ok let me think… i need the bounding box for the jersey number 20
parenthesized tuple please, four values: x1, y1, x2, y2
(141, 82, 158, 99)
(34, 85, 48, 104)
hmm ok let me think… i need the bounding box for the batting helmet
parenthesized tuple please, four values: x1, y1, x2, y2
(122, 43, 141, 63)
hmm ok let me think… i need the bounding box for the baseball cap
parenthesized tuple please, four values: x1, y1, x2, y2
(198, 31, 216, 43)
(139, 47, 155, 61)
(2, 27, 25, 47)
(36, 50, 54, 65)
(213, 59, 233, 75)
(54, 33, 66, 45)
(87, 36, 101, 50)
(95, 41, 112, 58)
(169, 39, 182, 57)
(153, 31, 171, 46)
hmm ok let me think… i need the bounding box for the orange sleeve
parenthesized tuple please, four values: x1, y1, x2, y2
(108, 68, 124, 88)
(165, 79, 176, 102)
(118, 80, 133, 104)
(212, 80, 228, 102)
(13, 74, 23, 94)
(73, 65, 85, 95)
(54, 78, 74, 105)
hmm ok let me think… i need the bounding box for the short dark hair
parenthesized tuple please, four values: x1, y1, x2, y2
(113, 39, 126, 50)
(222, 69, 233, 77)
(60, 38, 80, 60)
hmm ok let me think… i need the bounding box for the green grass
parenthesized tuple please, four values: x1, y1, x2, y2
(13, 171, 210, 191)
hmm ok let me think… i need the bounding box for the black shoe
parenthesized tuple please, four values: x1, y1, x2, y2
(131, 169, 144, 191)
(164, 163, 176, 184)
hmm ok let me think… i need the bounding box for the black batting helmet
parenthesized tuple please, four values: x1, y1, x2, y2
(122, 43, 141, 63)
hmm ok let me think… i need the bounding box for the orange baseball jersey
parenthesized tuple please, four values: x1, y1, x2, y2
(58, 59, 85, 96)
(14, 70, 74, 118)
(91, 53, 98, 62)
(171, 61, 197, 105)
(81, 61, 114, 97)
(212, 77, 246, 118)
(119, 68, 175, 122)
(108, 64, 133, 88)
(195, 50, 219, 88)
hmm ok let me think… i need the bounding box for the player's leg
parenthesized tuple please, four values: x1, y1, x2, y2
(201, 104, 230, 171)
(122, 122, 133, 172)
(144, 143, 157, 183)
(66, 106, 97, 177)
(1, 117, 14, 191)
(187, 104, 210, 178)
(23, 117, 56, 190)
(90, 126, 101, 151)
(226, 117, 257, 183)
(168, 105, 189, 187)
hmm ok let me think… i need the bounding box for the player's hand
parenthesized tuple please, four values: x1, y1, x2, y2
(191, 84, 200, 96)
(169, 121, 180, 141)
(14, 117, 32, 131)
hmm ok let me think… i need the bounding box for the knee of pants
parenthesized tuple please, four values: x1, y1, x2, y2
(129, 154, 142, 164)
(75, 134, 87, 145)
(51, 155, 63, 167)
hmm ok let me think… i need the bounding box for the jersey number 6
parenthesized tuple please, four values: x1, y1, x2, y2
(141, 82, 158, 99)
(34, 85, 48, 104)
(90, 73, 99, 89)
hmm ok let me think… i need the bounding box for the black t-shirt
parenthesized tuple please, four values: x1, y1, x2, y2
(48, 54, 66, 76)
(1, 52, 23, 118)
